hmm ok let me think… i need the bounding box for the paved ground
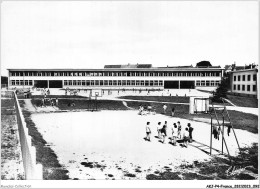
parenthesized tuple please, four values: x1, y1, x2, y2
(31, 110, 257, 180)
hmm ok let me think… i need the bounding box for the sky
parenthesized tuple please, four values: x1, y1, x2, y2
(1, 1, 259, 76)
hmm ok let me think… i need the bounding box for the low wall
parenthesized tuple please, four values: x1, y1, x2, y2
(13, 92, 43, 180)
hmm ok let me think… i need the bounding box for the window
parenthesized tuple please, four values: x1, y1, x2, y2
(234, 76, 236, 81)
(164, 72, 167, 77)
(154, 80, 158, 86)
(113, 80, 117, 86)
(16, 80, 19, 85)
(238, 75, 241, 81)
(127, 72, 131, 77)
(145, 81, 149, 86)
(253, 85, 256, 91)
(118, 80, 121, 86)
(201, 81, 205, 86)
(11, 72, 15, 76)
(210, 81, 215, 86)
(86, 80, 90, 86)
(25, 72, 28, 76)
(206, 81, 210, 86)
(154, 72, 158, 76)
(69, 80, 72, 86)
(73, 80, 76, 85)
(238, 85, 240, 90)
(20, 80, 24, 85)
(131, 72, 135, 77)
(77, 80, 81, 85)
(141, 72, 144, 76)
(82, 80, 86, 85)
(196, 81, 200, 86)
(131, 80, 135, 85)
(64, 80, 68, 85)
(141, 80, 144, 86)
(11, 80, 15, 85)
(118, 72, 122, 76)
(233, 85, 236, 90)
(247, 75, 251, 81)
(187, 72, 191, 76)
(216, 72, 220, 77)
(100, 80, 103, 86)
(29, 80, 33, 85)
(135, 72, 139, 76)
(216, 81, 220, 86)
(109, 80, 113, 85)
(90, 80, 94, 86)
(78, 72, 82, 76)
(242, 85, 245, 91)
(242, 75, 245, 81)
(135, 80, 140, 86)
(145, 72, 149, 77)
(150, 72, 153, 77)
(206, 72, 210, 76)
(122, 80, 126, 86)
(150, 80, 153, 86)
(104, 80, 108, 86)
(109, 72, 112, 76)
(95, 80, 99, 86)
(159, 72, 163, 76)
(178, 72, 182, 76)
(253, 74, 257, 81)
(126, 80, 130, 85)
(247, 85, 250, 91)
(159, 80, 163, 86)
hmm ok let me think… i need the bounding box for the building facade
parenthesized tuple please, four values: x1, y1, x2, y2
(7, 64, 223, 91)
(230, 68, 258, 97)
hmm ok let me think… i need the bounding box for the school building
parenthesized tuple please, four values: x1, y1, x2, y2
(7, 63, 223, 91)
(229, 67, 258, 98)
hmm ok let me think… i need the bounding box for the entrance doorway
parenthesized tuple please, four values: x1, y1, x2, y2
(49, 80, 63, 88)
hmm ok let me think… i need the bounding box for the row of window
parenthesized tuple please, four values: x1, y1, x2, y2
(11, 80, 33, 86)
(233, 84, 257, 92)
(234, 74, 257, 82)
(64, 80, 164, 86)
(10, 71, 221, 77)
(196, 80, 220, 86)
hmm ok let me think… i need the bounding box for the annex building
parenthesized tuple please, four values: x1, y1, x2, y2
(7, 63, 223, 91)
(229, 65, 258, 97)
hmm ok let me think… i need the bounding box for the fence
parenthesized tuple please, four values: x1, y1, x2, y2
(12, 91, 43, 179)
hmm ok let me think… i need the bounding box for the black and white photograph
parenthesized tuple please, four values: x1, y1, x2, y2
(1, 0, 259, 188)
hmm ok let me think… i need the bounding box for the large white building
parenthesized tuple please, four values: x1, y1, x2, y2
(229, 67, 258, 97)
(7, 64, 223, 91)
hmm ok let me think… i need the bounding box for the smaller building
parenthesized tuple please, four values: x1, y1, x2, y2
(229, 64, 258, 98)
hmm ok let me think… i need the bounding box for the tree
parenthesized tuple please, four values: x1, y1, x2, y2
(212, 78, 229, 102)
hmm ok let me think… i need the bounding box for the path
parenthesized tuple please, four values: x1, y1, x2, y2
(22, 99, 59, 113)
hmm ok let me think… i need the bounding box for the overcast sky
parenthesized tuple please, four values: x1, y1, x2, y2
(1, 1, 258, 76)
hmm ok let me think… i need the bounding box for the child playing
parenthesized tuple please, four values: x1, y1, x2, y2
(145, 122, 151, 141)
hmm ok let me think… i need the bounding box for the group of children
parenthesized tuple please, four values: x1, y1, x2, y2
(138, 104, 155, 115)
(145, 121, 194, 148)
(41, 97, 58, 107)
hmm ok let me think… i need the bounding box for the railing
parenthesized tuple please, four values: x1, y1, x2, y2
(12, 91, 43, 179)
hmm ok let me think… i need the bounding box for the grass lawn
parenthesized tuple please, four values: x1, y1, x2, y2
(31, 99, 128, 111)
(227, 95, 258, 108)
(31, 97, 257, 134)
(118, 96, 189, 103)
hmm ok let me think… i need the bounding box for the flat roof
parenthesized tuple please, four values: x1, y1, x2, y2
(229, 68, 257, 73)
(7, 67, 223, 71)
